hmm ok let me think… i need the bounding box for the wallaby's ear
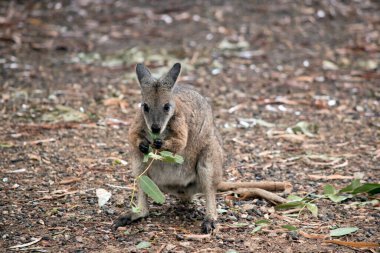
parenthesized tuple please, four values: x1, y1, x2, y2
(161, 63, 181, 89)
(136, 63, 152, 85)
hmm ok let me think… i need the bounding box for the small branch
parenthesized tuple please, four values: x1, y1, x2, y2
(234, 188, 287, 204)
(9, 237, 42, 249)
(218, 181, 292, 193)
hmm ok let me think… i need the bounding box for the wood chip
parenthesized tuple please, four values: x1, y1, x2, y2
(59, 177, 81, 185)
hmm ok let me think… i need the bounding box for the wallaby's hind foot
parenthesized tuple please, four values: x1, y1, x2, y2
(112, 210, 148, 231)
(201, 218, 217, 234)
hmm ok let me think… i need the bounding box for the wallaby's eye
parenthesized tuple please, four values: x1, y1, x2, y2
(163, 103, 171, 112)
(142, 103, 150, 113)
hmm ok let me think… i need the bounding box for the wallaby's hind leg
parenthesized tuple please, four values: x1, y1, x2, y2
(197, 144, 223, 234)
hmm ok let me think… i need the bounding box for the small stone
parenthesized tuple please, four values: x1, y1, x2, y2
(76, 236, 83, 243)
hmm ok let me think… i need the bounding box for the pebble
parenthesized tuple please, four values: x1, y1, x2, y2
(76, 236, 83, 243)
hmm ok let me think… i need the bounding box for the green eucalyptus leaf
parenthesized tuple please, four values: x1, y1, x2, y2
(147, 152, 164, 160)
(339, 179, 361, 193)
(159, 151, 184, 164)
(306, 203, 318, 217)
(326, 194, 350, 203)
(352, 184, 380, 195)
(254, 219, 271, 225)
(143, 154, 149, 163)
(275, 201, 305, 210)
(136, 241, 151, 249)
(287, 195, 304, 201)
(132, 206, 141, 213)
(282, 225, 298, 231)
(330, 227, 358, 237)
(251, 226, 262, 234)
(323, 184, 337, 195)
(138, 175, 165, 204)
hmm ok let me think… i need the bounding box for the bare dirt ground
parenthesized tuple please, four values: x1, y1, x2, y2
(0, 1, 379, 252)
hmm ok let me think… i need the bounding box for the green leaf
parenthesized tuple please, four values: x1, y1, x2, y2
(339, 179, 361, 193)
(306, 203, 318, 217)
(324, 184, 337, 195)
(0, 143, 13, 148)
(143, 154, 149, 163)
(138, 175, 165, 204)
(251, 226, 262, 234)
(275, 201, 305, 210)
(326, 194, 350, 203)
(148, 131, 159, 141)
(147, 152, 163, 160)
(159, 151, 184, 164)
(287, 195, 304, 201)
(287, 121, 318, 137)
(330, 227, 358, 237)
(282, 225, 298, 231)
(131, 206, 141, 213)
(136, 241, 151, 249)
(254, 219, 271, 225)
(217, 208, 228, 214)
(352, 184, 380, 195)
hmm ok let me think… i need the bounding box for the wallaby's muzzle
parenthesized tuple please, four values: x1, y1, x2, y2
(151, 124, 161, 134)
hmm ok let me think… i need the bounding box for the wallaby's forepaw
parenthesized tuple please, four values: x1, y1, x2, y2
(139, 141, 150, 154)
(112, 212, 141, 231)
(152, 138, 163, 149)
(201, 218, 216, 234)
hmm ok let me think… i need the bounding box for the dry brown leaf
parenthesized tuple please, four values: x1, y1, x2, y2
(324, 240, 380, 248)
(299, 230, 327, 240)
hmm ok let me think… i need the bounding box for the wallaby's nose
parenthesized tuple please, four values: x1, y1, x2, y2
(151, 124, 161, 134)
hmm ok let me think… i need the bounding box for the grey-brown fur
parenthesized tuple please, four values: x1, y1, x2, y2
(113, 63, 223, 233)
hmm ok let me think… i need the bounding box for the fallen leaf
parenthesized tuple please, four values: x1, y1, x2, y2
(136, 241, 151, 249)
(96, 188, 112, 207)
(324, 240, 379, 248)
(323, 60, 338, 70)
(330, 227, 358, 237)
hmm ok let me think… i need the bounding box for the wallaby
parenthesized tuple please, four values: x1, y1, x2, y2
(113, 63, 223, 233)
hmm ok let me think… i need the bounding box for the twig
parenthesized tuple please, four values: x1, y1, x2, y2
(234, 188, 287, 204)
(156, 244, 167, 253)
(218, 181, 292, 193)
(9, 237, 42, 249)
(105, 184, 133, 190)
(23, 138, 56, 146)
(181, 234, 211, 241)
